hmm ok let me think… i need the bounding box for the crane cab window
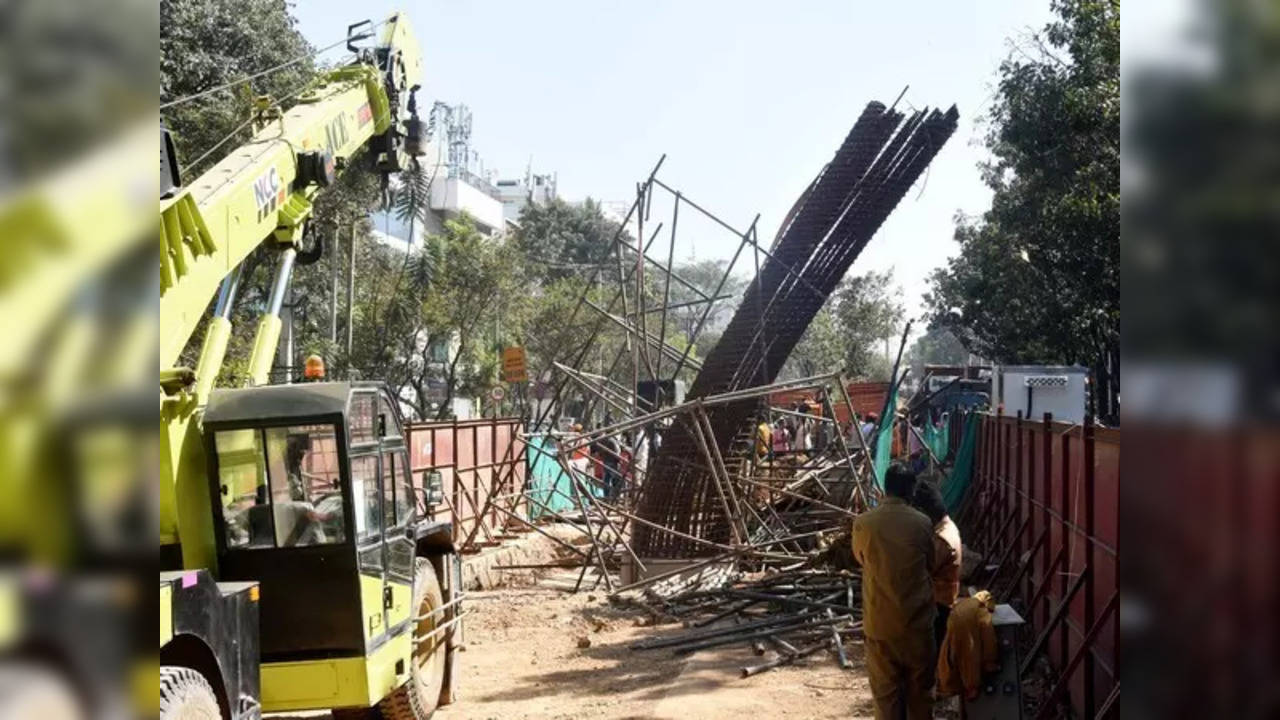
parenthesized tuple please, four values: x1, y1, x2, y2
(216, 424, 348, 549)
(351, 391, 400, 448)
(350, 394, 377, 445)
(350, 454, 381, 542)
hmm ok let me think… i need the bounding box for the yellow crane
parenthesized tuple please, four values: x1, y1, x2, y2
(155, 12, 461, 720)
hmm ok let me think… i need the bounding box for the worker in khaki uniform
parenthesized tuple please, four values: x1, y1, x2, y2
(852, 463, 937, 720)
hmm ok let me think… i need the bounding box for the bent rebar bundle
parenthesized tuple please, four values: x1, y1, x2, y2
(634, 101, 959, 558)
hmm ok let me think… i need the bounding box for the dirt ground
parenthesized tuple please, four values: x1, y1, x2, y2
(431, 566, 954, 720)
(273, 531, 964, 720)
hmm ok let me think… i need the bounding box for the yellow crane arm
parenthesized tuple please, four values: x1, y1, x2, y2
(160, 11, 422, 386)
(159, 12, 423, 567)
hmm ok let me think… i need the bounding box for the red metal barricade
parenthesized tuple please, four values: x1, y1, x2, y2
(958, 411, 1118, 718)
(405, 417, 527, 551)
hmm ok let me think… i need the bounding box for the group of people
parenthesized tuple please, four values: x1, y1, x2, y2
(756, 402, 883, 462)
(756, 394, 847, 460)
(852, 462, 964, 719)
(564, 423, 656, 502)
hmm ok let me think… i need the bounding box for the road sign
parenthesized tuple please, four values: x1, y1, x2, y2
(502, 346, 528, 383)
(490, 385, 506, 402)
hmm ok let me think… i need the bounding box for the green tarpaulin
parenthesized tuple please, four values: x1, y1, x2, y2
(941, 413, 979, 514)
(923, 420, 949, 461)
(872, 382, 900, 490)
(526, 436, 596, 518)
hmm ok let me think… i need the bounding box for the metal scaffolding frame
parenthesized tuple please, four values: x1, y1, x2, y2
(509, 98, 958, 574)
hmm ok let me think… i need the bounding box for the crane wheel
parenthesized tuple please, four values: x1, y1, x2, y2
(337, 559, 446, 720)
(380, 558, 447, 720)
(333, 560, 447, 720)
(160, 666, 221, 720)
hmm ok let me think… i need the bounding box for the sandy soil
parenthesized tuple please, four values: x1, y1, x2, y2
(271, 528, 964, 720)
(433, 567, 885, 720)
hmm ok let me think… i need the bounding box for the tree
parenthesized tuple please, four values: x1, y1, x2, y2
(668, 259, 746, 344)
(782, 269, 904, 381)
(161, 0, 316, 178)
(785, 303, 846, 379)
(906, 327, 972, 377)
(1124, 2, 1278, 423)
(835, 270, 904, 380)
(421, 216, 525, 419)
(923, 0, 1118, 421)
(514, 197, 626, 282)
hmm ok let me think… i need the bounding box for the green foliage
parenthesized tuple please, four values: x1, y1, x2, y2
(784, 304, 845, 379)
(515, 198, 625, 281)
(835, 270, 904, 379)
(923, 0, 1118, 418)
(783, 269, 904, 381)
(420, 216, 526, 419)
(1125, 2, 1279, 376)
(668, 259, 746, 342)
(5, 0, 155, 178)
(161, 0, 316, 177)
(906, 327, 970, 377)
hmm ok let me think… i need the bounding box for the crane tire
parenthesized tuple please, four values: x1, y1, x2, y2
(0, 664, 83, 720)
(160, 666, 221, 720)
(333, 560, 447, 720)
(378, 558, 445, 720)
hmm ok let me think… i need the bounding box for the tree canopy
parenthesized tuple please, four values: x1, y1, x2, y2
(161, 0, 315, 179)
(923, 0, 1118, 421)
(515, 197, 626, 282)
(906, 327, 970, 376)
(783, 269, 905, 382)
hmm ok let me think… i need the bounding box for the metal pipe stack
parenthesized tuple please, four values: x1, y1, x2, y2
(625, 567, 863, 677)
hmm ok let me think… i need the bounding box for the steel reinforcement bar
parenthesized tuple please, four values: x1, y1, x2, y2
(634, 100, 958, 558)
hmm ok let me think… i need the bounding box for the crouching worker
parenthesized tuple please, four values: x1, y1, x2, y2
(852, 463, 936, 719)
(937, 590, 999, 701)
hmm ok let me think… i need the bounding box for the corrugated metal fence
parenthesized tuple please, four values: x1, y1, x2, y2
(956, 411, 1119, 718)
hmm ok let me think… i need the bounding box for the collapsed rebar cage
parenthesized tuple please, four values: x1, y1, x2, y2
(516, 100, 957, 567)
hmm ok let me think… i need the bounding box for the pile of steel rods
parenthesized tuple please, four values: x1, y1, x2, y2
(626, 567, 863, 677)
(513, 383, 884, 676)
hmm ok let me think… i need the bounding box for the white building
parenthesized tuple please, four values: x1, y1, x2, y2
(495, 171, 558, 223)
(370, 102, 507, 244)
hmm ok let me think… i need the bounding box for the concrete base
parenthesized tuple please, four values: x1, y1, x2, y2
(459, 523, 588, 590)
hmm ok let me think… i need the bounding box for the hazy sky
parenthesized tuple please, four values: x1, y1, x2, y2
(295, 1, 1056, 326)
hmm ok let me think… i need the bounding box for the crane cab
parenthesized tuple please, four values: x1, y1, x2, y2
(201, 381, 456, 714)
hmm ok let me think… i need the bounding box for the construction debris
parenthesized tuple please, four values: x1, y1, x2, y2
(623, 566, 863, 677)
(636, 101, 959, 558)
(490, 98, 958, 676)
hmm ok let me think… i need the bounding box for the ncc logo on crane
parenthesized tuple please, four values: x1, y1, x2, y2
(253, 166, 285, 220)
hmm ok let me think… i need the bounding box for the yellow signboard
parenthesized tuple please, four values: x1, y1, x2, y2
(502, 346, 527, 383)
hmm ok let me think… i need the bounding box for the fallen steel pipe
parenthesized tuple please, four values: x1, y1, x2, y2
(671, 614, 848, 655)
(740, 638, 829, 678)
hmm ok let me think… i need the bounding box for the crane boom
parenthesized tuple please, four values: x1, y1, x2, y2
(160, 11, 423, 569)
(161, 11, 420, 377)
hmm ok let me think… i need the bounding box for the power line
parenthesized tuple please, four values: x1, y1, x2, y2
(180, 68, 337, 185)
(161, 20, 385, 111)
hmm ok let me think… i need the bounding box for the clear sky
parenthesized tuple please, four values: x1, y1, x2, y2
(295, 0, 1056, 327)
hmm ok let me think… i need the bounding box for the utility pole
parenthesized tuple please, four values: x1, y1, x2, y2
(346, 220, 356, 361)
(330, 220, 339, 344)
